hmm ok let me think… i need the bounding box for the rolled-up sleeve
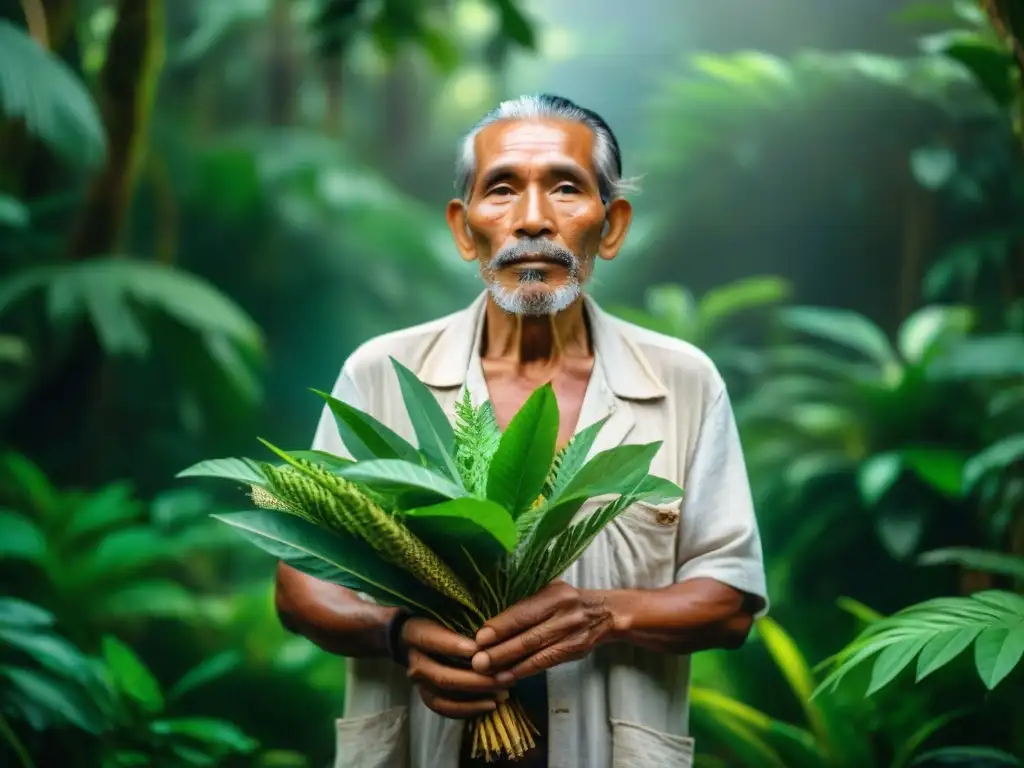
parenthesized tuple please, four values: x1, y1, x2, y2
(674, 386, 769, 615)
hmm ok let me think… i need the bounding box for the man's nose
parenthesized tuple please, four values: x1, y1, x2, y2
(512, 186, 555, 239)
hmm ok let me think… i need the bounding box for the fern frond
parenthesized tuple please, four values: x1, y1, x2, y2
(814, 590, 1024, 698)
(453, 390, 501, 496)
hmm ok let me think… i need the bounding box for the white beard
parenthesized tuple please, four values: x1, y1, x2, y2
(486, 278, 581, 316)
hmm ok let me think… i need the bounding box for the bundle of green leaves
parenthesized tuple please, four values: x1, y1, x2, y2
(177, 357, 682, 762)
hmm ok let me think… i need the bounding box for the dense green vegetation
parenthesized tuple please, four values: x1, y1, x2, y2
(1, 0, 1022, 766)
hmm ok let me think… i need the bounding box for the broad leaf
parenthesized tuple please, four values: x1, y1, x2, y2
(928, 335, 1024, 380)
(390, 357, 459, 480)
(698, 275, 791, 333)
(282, 449, 354, 472)
(975, 622, 1024, 689)
(212, 510, 443, 616)
(403, 498, 517, 552)
(901, 448, 967, 498)
(64, 481, 142, 540)
(176, 457, 265, 487)
(0, 597, 54, 628)
(897, 305, 973, 365)
(312, 388, 420, 463)
(631, 475, 685, 504)
(486, 384, 559, 517)
(102, 636, 164, 714)
(0, 626, 94, 682)
(336, 459, 466, 502)
(858, 453, 902, 506)
(779, 306, 898, 369)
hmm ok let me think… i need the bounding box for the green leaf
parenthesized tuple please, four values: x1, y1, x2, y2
(76, 527, 179, 584)
(0, 626, 95, 682)
(0, 666, 107, 733)
(897, 305, 973, 365)
(176, 457, 265, 487)
(917, 548, 1024, 580)
(389, 357, 459, 480)
(631, 475, 685, 503)
(548, 416, 610, 499)
(876, 506, 927, 560)
(284, 450, 354, 472)
(168, 650, 243, 702)
(974, 622, 1024, 689)
(0, 597, 54, 628)
(698, 275, 791, 333)
(212, 511, 441, 616)
(489, 0, 536, 48)
(963, 435, 1024, 494)
(312, 388, 420, 463)
(901, 448, 967, 498)
(779, 306, 898, 369)
(102, 636, 164, 714)
(928, 335, 1024, 380)
(531, 442, 662, 544)
(915, 626, 982, 681)
(486, 384, 559, 517)
(0, 193, 29, 229)
(858, 453, 902, 506)
(0, 509, 45, 562)
(64, 481, 141, 540)
(336, 459, 466, 503)
(909, 145, 957, 190)
(908, 746, 1023, 766)
(0, 21, 107, 169)
(100, 580, 198, 620)
(403, 498, 517, 552)
(940, 34, 1016, 105)
(866, 635, 932, 695)
(757, 617, 831, 747)
(150, 717, 258, 753)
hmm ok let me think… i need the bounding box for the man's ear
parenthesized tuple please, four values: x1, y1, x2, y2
(446, 199, 477, 263)
(597, 197, 633, 261)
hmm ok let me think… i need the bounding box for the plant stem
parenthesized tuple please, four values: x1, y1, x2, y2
(0, 713, 36, 768)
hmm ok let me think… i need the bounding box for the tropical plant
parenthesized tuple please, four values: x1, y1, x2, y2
(0, 596, 257, 768)
(178, 359, 683, 762)
(608, 276, 792, 393)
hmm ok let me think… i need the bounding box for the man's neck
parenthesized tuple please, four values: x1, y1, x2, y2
(480, 294, 592, 377)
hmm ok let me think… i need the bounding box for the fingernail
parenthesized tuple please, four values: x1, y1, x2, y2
(472, 652, 490, 673)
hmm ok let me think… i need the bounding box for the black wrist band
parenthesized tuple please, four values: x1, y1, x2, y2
(386, 609, 411, 667)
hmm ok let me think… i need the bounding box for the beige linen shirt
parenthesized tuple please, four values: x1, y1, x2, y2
(311, 292, 768, 768)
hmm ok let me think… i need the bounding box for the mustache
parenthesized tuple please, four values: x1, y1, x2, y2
(489, 239, 580, 271)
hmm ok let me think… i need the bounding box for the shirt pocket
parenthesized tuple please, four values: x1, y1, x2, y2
(591, 495, 681, 590)
(610, 719, 694, 768)
(334, 706, 408, 768)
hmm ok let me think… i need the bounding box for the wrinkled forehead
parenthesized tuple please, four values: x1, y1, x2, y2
(471, 118, 597, 185)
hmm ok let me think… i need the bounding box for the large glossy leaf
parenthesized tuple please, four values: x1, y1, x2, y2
(779, 307, 898, 369)
(486, 384, 559, 517)
(212, 510, 441, 615)
(403, 498, 517, 552)
(390, 357, 459, 480)
(312, 388, 420, 463)
(0, 21, 106, 169)
(102, 636, 164, 714)
(336, 459, 466, 502)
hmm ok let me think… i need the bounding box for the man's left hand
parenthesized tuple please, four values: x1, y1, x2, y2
(470, 581, 616, 680)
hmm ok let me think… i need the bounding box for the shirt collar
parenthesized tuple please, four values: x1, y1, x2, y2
(416, 291, 668, 401)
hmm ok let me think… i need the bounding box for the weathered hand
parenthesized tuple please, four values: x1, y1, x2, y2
(470, 581, 616, 681)
(400, 617, 514, 719)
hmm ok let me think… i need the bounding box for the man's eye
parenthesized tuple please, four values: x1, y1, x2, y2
(555, 183, 579, 194)
(488, 185, 515, 196)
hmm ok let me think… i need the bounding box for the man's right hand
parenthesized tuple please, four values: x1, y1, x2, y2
(401, 617, 515, 719)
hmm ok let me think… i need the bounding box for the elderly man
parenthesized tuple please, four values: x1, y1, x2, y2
(274, 94, 768, 768)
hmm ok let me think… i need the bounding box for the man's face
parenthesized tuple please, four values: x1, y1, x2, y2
(448, 118, 625, 316)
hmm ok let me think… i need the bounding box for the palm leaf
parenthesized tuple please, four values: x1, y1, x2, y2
(0, 20, 106, 169)
(917, 548, 1024, 580)
(814, 590, 1024, 697)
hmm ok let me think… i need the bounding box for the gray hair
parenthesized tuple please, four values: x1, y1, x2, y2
(454, 93, 638, 203)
